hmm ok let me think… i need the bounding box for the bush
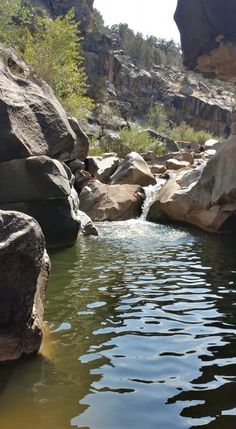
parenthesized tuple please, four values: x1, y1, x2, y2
(23, 10, 93, 118)
(170, 122, 213, 145)
(89, 137, 103, 156)
(119, 128, 166, 157)
(0, 1, 93, 119)
(146, 105, 168, 131)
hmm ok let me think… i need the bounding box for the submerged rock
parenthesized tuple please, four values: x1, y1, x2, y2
(79, 180, 145, 221)
(0, 210, 50, 362)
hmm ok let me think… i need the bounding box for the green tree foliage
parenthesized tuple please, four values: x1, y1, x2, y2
(0, 1, 93, 119)
(93, 8, 105, 33)
(110, 23, 181, 70)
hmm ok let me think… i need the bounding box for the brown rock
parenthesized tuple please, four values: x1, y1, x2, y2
(147, 136, 236, 233)
(166, 159, 190, 170)
(110, 152, 156, 186)
(79, 180, 145, 221)
(150, 165, 167, 175)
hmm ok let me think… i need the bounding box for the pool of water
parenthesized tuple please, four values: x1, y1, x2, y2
(1, 220, 236, 429)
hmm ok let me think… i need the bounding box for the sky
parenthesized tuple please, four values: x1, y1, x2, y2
(94, 0, 180, 43)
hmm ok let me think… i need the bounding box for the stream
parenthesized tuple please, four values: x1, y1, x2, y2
(0, 202, 236, 428)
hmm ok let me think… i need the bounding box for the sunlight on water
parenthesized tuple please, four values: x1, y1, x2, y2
(1, 221, 236, 429)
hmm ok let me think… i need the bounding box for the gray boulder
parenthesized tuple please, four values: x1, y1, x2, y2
(0, 49, 76, 163)
(0, 210, 50, 362)
(0, 156, 80, 248)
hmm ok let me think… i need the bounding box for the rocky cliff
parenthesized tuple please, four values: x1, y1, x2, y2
(28, 0, 234, 136)
(32, 0, 94, 32)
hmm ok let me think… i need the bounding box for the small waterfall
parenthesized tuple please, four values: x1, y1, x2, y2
(140, 178, 165, 221)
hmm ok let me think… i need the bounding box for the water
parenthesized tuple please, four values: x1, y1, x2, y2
(1, 220, 236, 429)
(140, 179, 165, 221)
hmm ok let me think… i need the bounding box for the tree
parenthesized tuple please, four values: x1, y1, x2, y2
(23, 10, 93, 117)
(0, 1, 93, 119)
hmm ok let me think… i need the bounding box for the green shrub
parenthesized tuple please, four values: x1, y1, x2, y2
(0, 1, 93, 119)
(170, 122, 213, 144)
(119, 128, 166, 157)
(89, 137, 103, 156)
(146, 105, 168, 131)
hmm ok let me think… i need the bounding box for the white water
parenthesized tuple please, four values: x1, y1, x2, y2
(140, 178, 165, 221)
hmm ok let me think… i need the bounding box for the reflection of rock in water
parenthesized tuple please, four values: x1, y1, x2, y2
(39, 322, 58, 362)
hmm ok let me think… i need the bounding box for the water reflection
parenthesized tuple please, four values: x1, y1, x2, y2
(0, 221, 236, 429)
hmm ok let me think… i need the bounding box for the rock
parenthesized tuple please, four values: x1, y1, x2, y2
(0, 156, 71, 204)
(172, 94, 232, 136)
(205, 149, 217, 158)
(147, 136, 236, 233)
(166, 159, 191, 170)
(67, 159, 85, 174)
(204, 139, 220, 150)
(32, 0, 94, 33)
(79, 180, 145, 221)
(75, 169, 93, 193)
(145, 129, 179, 152)
(99, 132, 124, 155)
(180, 85, 193, 96)
(177, 140, 200, 152)
(179, 151, 195, 164)
(110, 152, 156, 186)
(0, 210, 50, 362)
(77, 210, 98, 236)
(0, 156, 80, 248)
(96, 155, 120, 183)
(174, 0, 236, 81)
(69, 117, 89, 161)
(142, 151, 157, 162)
(0, 49, 76, 163)
(150, 165, 167, 175)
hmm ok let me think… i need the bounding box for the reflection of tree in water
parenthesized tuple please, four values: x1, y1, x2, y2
(167, 232, 236, 427)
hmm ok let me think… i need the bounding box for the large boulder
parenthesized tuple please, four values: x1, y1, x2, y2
(0, 210, 50, 362)
(79, 180, 145, 221)
(0, 49, 76, 163)
(84, 154, 120, 183)
(110, 152, 156, 186)
(147, 137, 236, 233)
(174, 0, 236, 81)
(0, 156, 80, 248)
(69, 117, 89, 161)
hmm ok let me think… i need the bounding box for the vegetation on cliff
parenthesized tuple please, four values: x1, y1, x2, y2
(0, 0, 93, 118)
(93, 9, 182, 70)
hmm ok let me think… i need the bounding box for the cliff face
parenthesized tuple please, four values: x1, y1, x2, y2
(32, 0, 94, 32)
(30, 0, 234, 135)
(175, 0, 236, 81)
